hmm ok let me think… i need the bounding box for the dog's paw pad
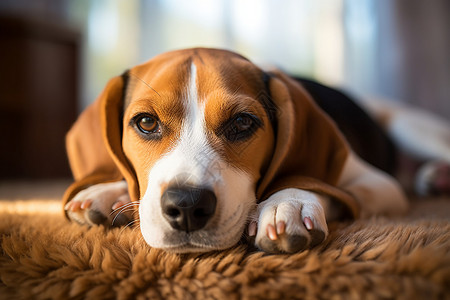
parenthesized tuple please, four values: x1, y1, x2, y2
(258, 237, 281, 254)
(309, 229, 326, 247)
(87, 209, 107, 225)
(282, 234, 309, 253)
(256, 221, 311, 254)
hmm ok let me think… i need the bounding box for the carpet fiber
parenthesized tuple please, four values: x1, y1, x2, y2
(0, 181, 449, 299)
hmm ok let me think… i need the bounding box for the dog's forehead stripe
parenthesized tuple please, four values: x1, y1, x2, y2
(187, 63, 200, 121)
(184, 62, 205, 136)
(176, 62, 211, 166)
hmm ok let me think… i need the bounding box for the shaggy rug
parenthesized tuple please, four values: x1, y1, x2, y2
(0, 181, 449, 300)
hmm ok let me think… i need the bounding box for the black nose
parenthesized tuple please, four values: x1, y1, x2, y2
(161, 186, 217, 232)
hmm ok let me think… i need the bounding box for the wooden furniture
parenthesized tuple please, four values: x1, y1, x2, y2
(0, 15, 80, 179)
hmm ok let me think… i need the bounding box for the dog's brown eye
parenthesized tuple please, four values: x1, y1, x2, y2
(222, 113, 262, 142)
(136, 115, 159, 134)
(234, 115, 253, 131)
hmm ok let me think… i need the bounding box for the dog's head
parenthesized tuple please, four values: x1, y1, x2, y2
(94, 48, 350, 252)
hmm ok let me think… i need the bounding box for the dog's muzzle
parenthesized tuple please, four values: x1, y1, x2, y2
(161, 186, 217, 232)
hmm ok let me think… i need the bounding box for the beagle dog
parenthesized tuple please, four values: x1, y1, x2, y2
(63, 48, 410, 254)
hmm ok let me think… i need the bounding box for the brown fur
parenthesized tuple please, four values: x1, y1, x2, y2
(1, 184, 449, 299)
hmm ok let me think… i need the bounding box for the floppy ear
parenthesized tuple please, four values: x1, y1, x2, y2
(256, 70, 359, 218)
(63, 76, 139, 210)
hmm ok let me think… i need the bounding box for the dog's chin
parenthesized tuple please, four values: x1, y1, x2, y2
(151, 228, 245, 254)
(141, 219, 248, 254)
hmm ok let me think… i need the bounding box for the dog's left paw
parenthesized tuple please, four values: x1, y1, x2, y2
(249, 188, 328, 254)
(65, 181, 133, 227)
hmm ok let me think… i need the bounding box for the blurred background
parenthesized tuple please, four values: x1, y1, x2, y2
(0, 0, 449, 180)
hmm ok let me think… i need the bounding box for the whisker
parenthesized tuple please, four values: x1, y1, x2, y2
(110, 201, 140, 216)
(119, 219, 140, 234)
(111, 209, 134, 226)
(111, 203, 140, 226)
(127, 219, 140, 227)
(137, 235, 146, 245)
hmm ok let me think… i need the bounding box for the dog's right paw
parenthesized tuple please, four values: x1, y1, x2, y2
(249, 188, 329, 254)
(65, 181, 134, 227)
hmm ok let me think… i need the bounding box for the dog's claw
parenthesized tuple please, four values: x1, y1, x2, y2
(248, 221, 257, 236)
(304, 217, 313, 230)
(71, 201, 82, 212)
(276, 221, 285, 235)
(81, 199, 92, 210)
(267, 224, 278, 240)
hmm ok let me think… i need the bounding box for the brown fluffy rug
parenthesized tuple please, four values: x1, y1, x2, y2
(0, 181, 449, 299)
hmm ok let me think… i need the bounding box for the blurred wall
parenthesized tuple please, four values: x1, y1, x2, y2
(71, 0, 450, 119)
(345, 0, 450, 118)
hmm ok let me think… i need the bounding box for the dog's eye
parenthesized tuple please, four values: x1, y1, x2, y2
(222, 113, 261, 142)
(234, 115, 253, 131)
(135, 115, 160, 134)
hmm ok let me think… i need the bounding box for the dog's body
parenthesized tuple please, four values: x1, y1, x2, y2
(64, 48, 448, 254)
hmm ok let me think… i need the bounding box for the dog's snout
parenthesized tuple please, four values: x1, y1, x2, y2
(161, 186, 216, 232)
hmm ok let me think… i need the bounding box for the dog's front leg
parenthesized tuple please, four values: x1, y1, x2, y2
(249, 188, 329, 254)
(65, 181, 133, 227)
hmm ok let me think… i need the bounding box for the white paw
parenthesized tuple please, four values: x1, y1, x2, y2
(65, 181, 133, 227)
(249, 188, 329, 254)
